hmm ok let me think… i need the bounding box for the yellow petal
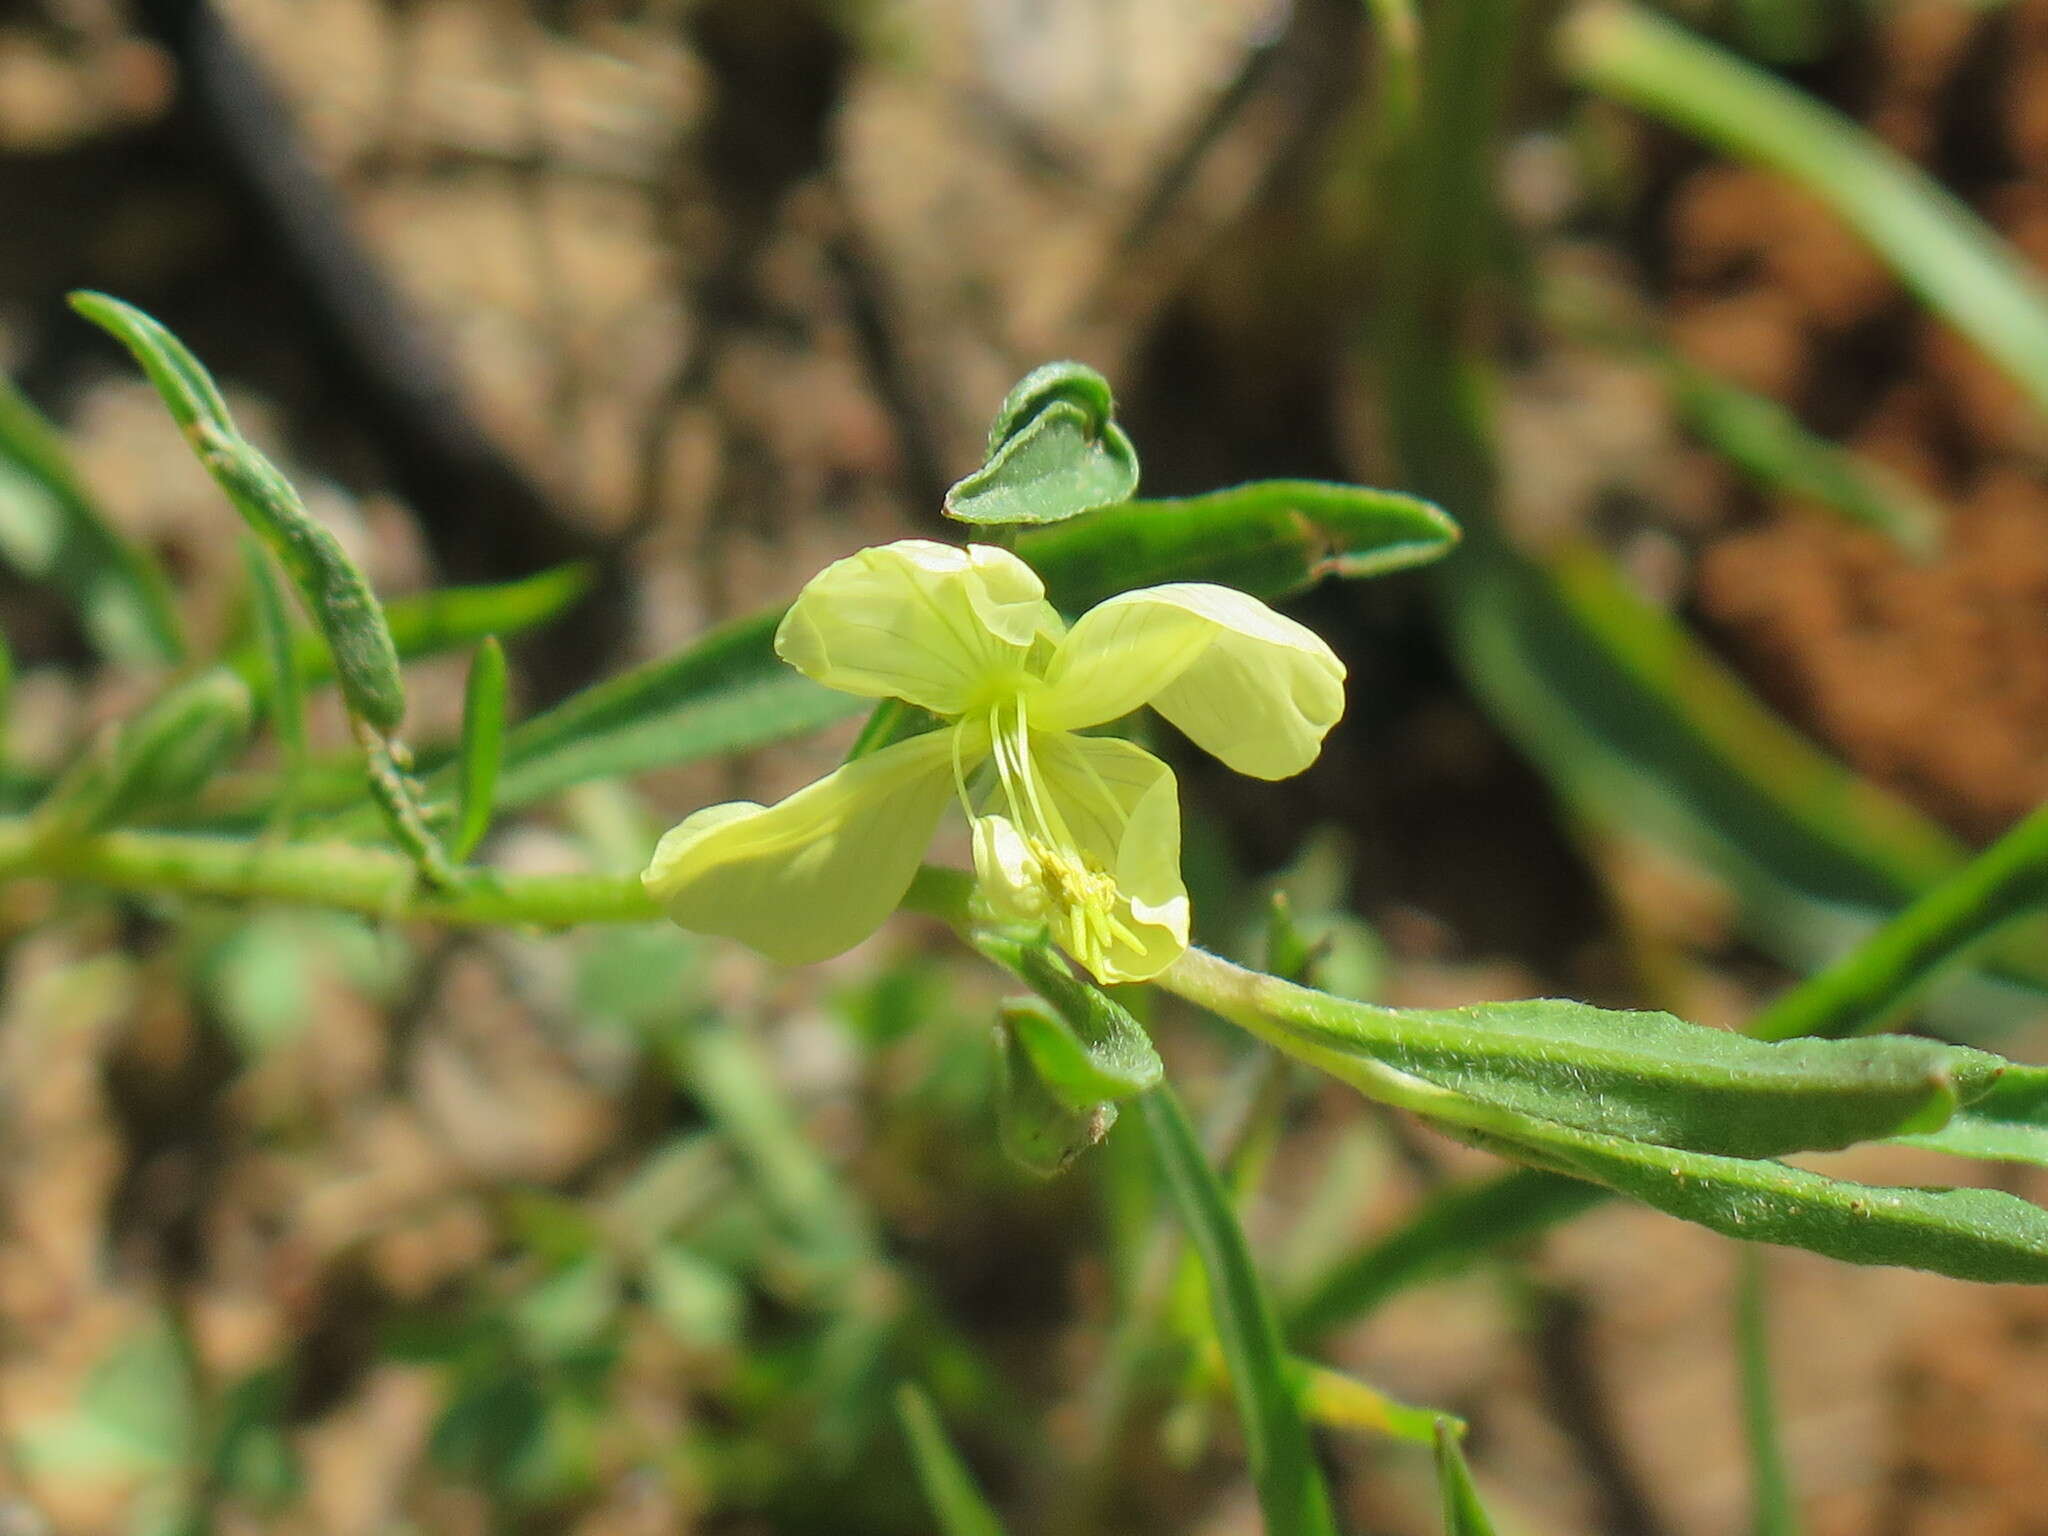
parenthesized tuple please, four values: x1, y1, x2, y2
(774, 540, 1061, 715)
(1031, 732, 1189, 983)
(1036, 583, 1346, 778)
(642, 729, 957, 963)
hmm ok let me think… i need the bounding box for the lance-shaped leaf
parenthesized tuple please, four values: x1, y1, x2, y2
(946, 361, 1139, 527)
(71, 292, 408, 738)
(1178, 954, 2001, 1158)
(1142, 1084, 1340, 1536)
(240, 539, 308, 780)
(451, 637, 507, 860)
(1287, 1167, 1602, 1340)
(1020, 479, 1458, 610)
(0, 372, 184, 665)
(1475, 1111, 2048, 1284)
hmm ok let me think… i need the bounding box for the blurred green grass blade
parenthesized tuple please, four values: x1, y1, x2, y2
(1140, 1084, 1339, 1536)
(1188, 963, 1998, 1159)
(1298, 1358, 1455, 1446)
(1666, 360, 1941, 554)
(1564, 1, 2048, 418)
(1737, 1251, 1802, 1536)
(1750, 799, 2048, 1040)
(1434, 1418, 1499, 1536)
(380, 563, 588, 663)
(1379, 0, 2048, 1015)
(1020, 479, 1458, 611)
(240, 538, 309, 777)
(34, 669, 253, 838)
(1895, 1064, 2048, 1168)
(0, 372, 184, 665)
(1441, 538, 2048, 1010)
(663, 1017, 874, 1278)
(492, 609, 857, 808)
(1287, 1167, 1601, 1340)
(895, 1385, 1008, 1536)
(452, 637, 507, 860)
(225, 563, 588, 693)
(1485, 1113, 2048, 1283)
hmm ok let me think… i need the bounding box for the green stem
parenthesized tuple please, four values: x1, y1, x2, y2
(1737, 1249, 1802, 1536)
(0, 817, 655, 926)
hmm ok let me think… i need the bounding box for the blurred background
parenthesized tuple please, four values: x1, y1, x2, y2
(3, 0, 2048, 1531)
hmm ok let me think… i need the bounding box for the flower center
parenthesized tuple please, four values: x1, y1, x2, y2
(963, 696, 1143, 976)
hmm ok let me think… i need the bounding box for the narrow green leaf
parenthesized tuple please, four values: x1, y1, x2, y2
(946, 361, 1139, 527)
(1434, 1418, 1500, 1536)
(490, 608, 857, 809)
(995, 1001, 1120, 1177)
(974, 932, 1162, 1107)
(1287, 787, 2048, 1335)
(1667, 360, 1940, 555)
(661, 1017, 874, 1277)
(1441, 537, 2048, 1017)
(1141, 1085, 1339, 1536)
(1751, 798, 2048, 1041)
(452, 637, 507, 860)
(0, 623, 12, 759)
(1737, 1250, 1802, 1536)
(35, 669, 253, 838)
(1287, 1167, 1602, 1340)
(72, 292, 407, 737)
(0, 372, 184, 664)
(844, 696, 939, 763)
(1894, 1064, 2048, 1168)
(239, 539, 308, 784)
(1179, 954, 2000, 1159)
(1379, 0, 2048, 1025)
(67, 294, 230, 431)
(223, 563, 587, 694)
(1565, 1, 2048, 419)
(1020, 479, 1459, 611)
(895, 1384, 1009, 1536)
(1482, 1113, 2048, 1284)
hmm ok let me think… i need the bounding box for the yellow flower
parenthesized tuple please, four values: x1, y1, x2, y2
(642, 540, 1346, 983)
